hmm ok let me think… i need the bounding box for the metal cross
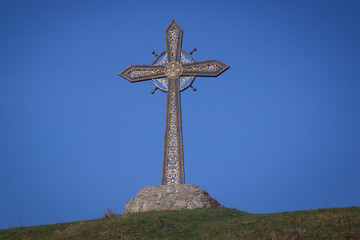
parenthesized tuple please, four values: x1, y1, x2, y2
(119, 19, 229, 185)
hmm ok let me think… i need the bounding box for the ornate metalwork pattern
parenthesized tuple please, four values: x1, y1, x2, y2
(169, 27, 178, 62)
(182, 59, 229, 77)
(119, 65, 165, 82)
(165, 20, 183, 63)
(165, 62, 183, 78)
(183, 63, 219, 73)
(129, 68, 163, 78)
(165, 80, 180, 184)
(118, 19, 229, 185)
(152, 51, 195, 92)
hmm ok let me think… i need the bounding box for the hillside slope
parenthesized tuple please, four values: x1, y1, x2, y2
(1, 207, 359, 239)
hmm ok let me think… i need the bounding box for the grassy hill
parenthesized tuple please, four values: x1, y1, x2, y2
(1, 207, 359, 239)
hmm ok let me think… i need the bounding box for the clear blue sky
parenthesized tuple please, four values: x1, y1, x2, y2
(1, 0, 360, 229)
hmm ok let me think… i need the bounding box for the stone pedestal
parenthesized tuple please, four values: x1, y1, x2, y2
(125, 184, 220, 213)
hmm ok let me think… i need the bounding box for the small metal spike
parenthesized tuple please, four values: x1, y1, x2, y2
(151, 50, 158, 57)
(151, 87, 159, 94)
(189, 85, 196, 91)
(190, 48, 197, 55)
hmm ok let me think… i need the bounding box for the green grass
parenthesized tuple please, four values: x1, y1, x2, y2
(1, 207, 359, 239)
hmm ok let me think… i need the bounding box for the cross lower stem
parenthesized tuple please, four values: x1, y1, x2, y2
(161, 77, 185, 185)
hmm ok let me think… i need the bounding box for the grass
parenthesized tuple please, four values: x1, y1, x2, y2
(0, 206, 359, 239)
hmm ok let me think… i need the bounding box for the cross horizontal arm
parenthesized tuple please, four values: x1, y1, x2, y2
(119, 65, 166, 82)
(181, 59, 229, 77)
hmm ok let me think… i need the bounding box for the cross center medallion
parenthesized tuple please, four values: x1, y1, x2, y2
(165, 62, 183, 78)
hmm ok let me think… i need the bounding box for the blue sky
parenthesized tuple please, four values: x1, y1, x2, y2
(1, 0, 360, 229)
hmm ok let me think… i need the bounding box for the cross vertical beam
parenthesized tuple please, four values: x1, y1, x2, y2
(162, 20, 184, 184)
(162, 76, 184, 184)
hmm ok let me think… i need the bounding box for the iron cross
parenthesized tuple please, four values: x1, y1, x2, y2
(119, 19, 229, 185)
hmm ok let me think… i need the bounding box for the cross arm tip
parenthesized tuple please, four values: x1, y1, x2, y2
(181, 59, 230, 77)
(118, 64, 166, 82)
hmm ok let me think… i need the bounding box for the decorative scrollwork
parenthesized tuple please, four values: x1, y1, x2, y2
(153, 53, 168, 91)
(183, 63, 220, 73)
(166, 81, 180, 184)
(127, 68, 163, 78)
(180, 53, 191, 64)
(157, 55, 168, 65)
(152, 52, 195, 92)
(169, 26, 178, 62)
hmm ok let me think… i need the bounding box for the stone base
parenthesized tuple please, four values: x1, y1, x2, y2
(125, 184, 220, 213)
